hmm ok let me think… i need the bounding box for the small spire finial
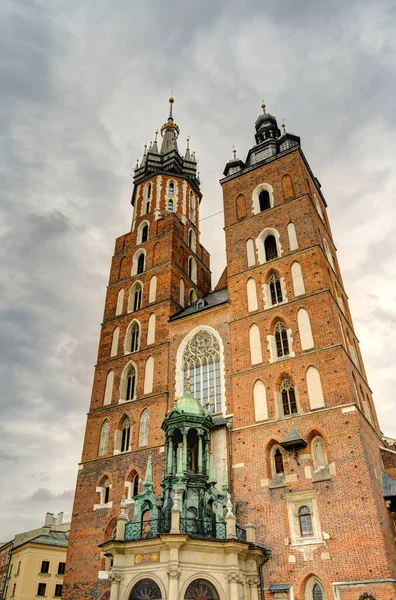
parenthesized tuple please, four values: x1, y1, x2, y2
(232, 145, 237, 160)
(144, 143, 147, 155)
(261, 99, 266, 113)
(174, 395, 178, 403)
(186, 137, 190, 149)
(155, 129, 158, 141)
(185, 375, 191, 391)
(168, 93, 174, 120)
(282, 118, 286, 133)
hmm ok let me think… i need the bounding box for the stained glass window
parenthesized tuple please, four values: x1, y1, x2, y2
(184, 579, 219, 600)
(269, 273, 283, 304)
(281, 377, 297, 416)
(275, 322, 289, 357)
(183, 330, 222, 414)
(130, 579, 162, 600)
(298, 505, 313, 537)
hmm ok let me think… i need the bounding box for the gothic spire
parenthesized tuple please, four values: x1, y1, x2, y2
(160, 96, 180, 154)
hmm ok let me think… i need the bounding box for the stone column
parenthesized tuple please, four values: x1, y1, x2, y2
(247, 577, 260, 600)
(198, 434, 203, 473)
(167, 566, 181, 600)
(109, 571, 124, 600)
(182, 432, 188, 472)
(227, 572, 240, 600)
(167, 436, 174, 475)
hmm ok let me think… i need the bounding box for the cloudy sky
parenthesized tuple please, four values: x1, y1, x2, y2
(1, 0, 396, 541)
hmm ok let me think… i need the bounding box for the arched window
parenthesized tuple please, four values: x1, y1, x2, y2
(281, 377, 297, 416)
(312, 584, 324, 600)
(312, 436, 328, 469)
(247, 278, 258, 312)
(287, 222, 298, 250)
(323, 238, 335, 269)
(139, 409, 149, 446)
(275, 322, 289, 357)
(141, 224, 148, 243)
(110, 327, 119, 357)
(126, 365, 136, 401)
(274, 448, 284, 474)
(121, 418, 131, 452)
(147, 313, 156, 345)
(291, 261, 305, 296)
(99, 421, 110, 456)
(153, 242, 161, 265)
(179, 278, 185, 307)
(269, 273, 283, 305)
(259, 190, 271, 212)
(101, 477, 111, 505)
(126, 321, 140, 353)
(119, 256, 129, 280)
(297, 308, 314, 350)
(145, 200, 150, 214)
(185, 579, 219, 600)
(265, 235, 278, 261)
(137, 253, 145, 274)
(188, 256, 197, 283)
(246, 238, 255, 267)
(131, 579, 162, 600)
(168, 199, 174, 212)
(129, 282, 143, 312)
(189, 289, 197, 304)
(249, 323, 262, 365)
(168, 182, 174, 196)
(147, 183, 152, 199)
(298, 506, 313, 537)
(103, 370, 114, 406)
(149, 275, 157, 303)
(182, 329, 222, 413)
(253, 380, 268, 421)
(188, 229, 193, 248)
(144, 356, 154, 394)
(115, 288, 124, 316)
(236, 194, 247, 220)
(314, 194, 324, 220)
(282, 174, 294, 199)
(189, 191, 195, 221)
(306, 366, 325, 409)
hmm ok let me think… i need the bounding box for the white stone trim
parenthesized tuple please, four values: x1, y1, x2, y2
(124, 319, 141, 354)
(131, 249, 146, 276)
(252, 182, 274, 215)
(175, 325, 227, 415)
(128, 280, 144, 313)
(137, 220, 150, 245)
(284, 489, 323, 546)
(119, 360, 138, 403)
(256, 228, 283, 264)
(155, 175, 162, 210)
(267, 327, 295, 364)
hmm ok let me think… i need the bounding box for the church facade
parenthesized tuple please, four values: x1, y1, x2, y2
(63, 99, 396, 600)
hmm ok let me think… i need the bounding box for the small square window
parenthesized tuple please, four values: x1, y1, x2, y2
(40, 561, 50, 574)
(37, 582, 46, 596)
(54, 584, 63, 597)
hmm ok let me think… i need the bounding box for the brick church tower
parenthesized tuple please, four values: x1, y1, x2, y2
(63, 100, 396, 600)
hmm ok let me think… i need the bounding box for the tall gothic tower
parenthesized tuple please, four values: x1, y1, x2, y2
(63, 101, 396, 600)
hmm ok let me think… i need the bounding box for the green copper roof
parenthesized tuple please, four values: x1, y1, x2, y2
(176, 389, 205, 416)
(29, 532, 69, 548)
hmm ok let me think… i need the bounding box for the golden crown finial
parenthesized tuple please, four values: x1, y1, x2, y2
(186, 375, 191, 391)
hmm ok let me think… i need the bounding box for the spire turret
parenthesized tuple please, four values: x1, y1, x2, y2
(132, 97, 201, 205)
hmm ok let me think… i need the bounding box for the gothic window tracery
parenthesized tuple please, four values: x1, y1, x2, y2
(183, 330, 222, 414)
(269, 273, 283, 305)
(281, 377, 297, 416)
(184, 579, 220, 600)
(129, 321, 140, 353)
(99, 421, 110, 456)
(121, 418, 131, 452)
(130, 579, 162, 600)
(313, 584, 324, 600)
(275, 321, 289, 357)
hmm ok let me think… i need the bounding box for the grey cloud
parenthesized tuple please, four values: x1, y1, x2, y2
(0, 0, 396, 541)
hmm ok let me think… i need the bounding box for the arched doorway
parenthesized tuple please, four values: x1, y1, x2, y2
(184, 578, 220, 600)
(130, 578, 162, 599)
